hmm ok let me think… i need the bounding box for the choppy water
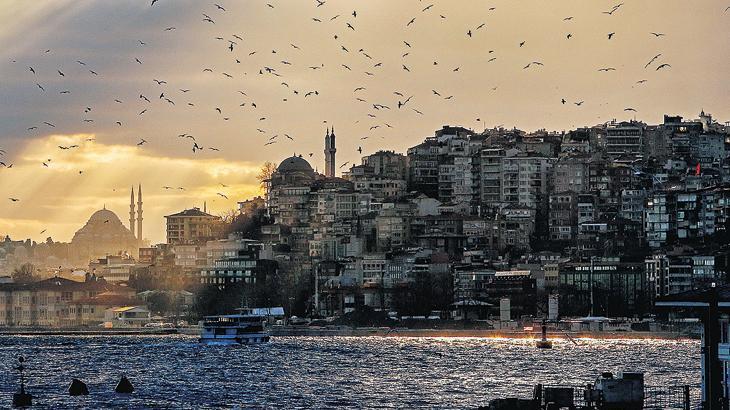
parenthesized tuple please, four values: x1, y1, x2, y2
(0, 335, 699, 409)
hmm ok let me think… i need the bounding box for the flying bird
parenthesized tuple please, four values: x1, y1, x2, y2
(603, 3, 624, 15)
(217, 193, 229, 199)
(137, 139, 147, 146)
(644, 54, 662, 68)
(656, 63, 671, 70)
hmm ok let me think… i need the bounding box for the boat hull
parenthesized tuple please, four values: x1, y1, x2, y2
(199, 333, 270, 345)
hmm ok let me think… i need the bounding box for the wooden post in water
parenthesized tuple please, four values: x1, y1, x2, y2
(684, 385, 690, 410)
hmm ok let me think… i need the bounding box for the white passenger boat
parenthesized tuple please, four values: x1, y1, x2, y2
(199, 308, 270, 345)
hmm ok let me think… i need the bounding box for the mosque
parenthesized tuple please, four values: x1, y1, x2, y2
(70, 185, 144, 263)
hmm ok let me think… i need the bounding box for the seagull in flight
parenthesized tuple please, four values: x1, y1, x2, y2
(644, 54, 662, 69)
(137, 139, 147, 146)
(217, 193, 229, 199)
(656, 63, 671, 70)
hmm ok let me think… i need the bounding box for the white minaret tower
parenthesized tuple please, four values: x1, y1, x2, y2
(324, 127, 336, 178)
(129, 186, 136, 238)
(137, 183, 143, 241)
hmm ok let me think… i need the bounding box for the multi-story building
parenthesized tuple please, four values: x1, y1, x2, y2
(549, 192, 578, 241)
(361, 150, 408, 181)
(559, 258, 648, 317)
(498, 206, 536, 252)
(407, 138, 440, 198)
(645, 190, 677, 248)
(620, 189, 647, 223)
(552, 155, 590, 194)
(605, 120, 644, 158)
(165, 208, 222, 245)
(480, 148, 507, 208)
(0, 276, 138, 327)
(89, 254, 138, 283)
(345, 151, 408, 201)
(199, 240, 277, 288)
(500, 153, 553, 209)
(646, 253, 718, 299)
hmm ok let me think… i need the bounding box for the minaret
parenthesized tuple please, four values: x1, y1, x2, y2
(324, 127, 336, 178)
(129, 186, 136, 238)
(136, 184, 143, 241)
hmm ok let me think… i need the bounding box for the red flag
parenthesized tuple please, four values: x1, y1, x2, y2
(696, 163, 701, 176)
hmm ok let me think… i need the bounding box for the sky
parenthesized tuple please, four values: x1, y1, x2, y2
(0, 0, 729, 244)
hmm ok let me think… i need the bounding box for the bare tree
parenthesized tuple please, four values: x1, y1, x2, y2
(257, 161, 277, 193)
(12, 263, 36, 284)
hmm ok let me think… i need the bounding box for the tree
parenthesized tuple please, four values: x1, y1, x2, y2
(225, 205, 271, 239)
(147, 292, 172, 315)
(257, 161, 277, 194)
(12, 263, 36, 284)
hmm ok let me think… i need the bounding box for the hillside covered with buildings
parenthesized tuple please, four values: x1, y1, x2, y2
(2, 111, 730, 327)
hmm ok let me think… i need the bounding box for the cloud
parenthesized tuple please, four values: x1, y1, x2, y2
(1, 0, 729, 243)
(0, 133, 263, 243)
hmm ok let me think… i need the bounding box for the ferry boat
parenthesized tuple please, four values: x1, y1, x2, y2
(199, 308, 270, 345)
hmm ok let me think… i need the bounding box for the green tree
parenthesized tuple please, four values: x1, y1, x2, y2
(147, 292, 172, 315)
(12, 263, 36, 284)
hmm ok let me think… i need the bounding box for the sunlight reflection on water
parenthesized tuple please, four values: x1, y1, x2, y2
(0, 335, 699, 409)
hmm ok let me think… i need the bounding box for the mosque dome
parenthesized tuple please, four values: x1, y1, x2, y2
(277, 156, 314, 173)
(87, 208, 123, 225)
(71, 208, 138, 262)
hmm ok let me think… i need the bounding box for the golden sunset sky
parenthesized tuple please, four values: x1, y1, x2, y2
(0, 0, 729, 243)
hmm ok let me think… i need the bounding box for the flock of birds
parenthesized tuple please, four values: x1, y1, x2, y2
(2, 1, 729, 213)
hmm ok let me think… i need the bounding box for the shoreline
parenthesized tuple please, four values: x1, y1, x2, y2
(0, 327, 697, 340)
(269, 327, 697, 340)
